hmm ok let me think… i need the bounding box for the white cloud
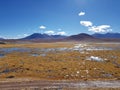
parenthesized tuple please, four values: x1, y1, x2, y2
(16, 33, 28, 38)
(44, 31, 67, 35)
(80, 21, 93, 27)
(56, 31, 67, 35)
(80, 20, 112, 33)
(39, 25, 46, 29)
(78, 11, 85, 16)
(44, 30, 55, 35)
(23, 34, 28, 37)
(88, 25, 112, 33)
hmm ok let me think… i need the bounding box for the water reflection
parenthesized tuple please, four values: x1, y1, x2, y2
(0, 46, 114, 55)
(0, 48, 30, 53)
(31, 53, 46, 57)
(0, 54, 4, 58)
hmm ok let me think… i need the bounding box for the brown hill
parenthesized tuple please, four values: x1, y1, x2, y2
(66, 33, 97, 41)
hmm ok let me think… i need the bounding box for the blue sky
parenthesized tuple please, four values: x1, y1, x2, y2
(0, 0, 120, 39)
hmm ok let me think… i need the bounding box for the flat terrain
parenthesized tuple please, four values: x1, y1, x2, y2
(0, 42, 120, 89)
(0, 80, 120, 90)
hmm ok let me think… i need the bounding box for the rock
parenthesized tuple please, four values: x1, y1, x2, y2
(6, 75, 15, 78)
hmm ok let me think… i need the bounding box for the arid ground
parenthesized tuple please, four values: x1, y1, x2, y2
(0, 42, 120, 89)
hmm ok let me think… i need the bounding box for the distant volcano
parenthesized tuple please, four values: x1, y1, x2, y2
(66, 33, 96, 41)
(22, 33, 67, 40)
(1, 32, 120, 42)
(21, 33, 100, 42)
(0, 38, 4, 40)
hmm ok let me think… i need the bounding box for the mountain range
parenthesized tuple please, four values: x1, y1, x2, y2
(22, 32, 120, 40)
(92, 33, 120, 39)
(1, 33, 120, 41)
(66, 33, 95, 41)
(22, 33, 67, 40)
(0, 38, 4, 40)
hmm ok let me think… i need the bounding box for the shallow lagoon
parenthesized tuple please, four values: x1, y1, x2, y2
(0, 45, 115, 58)
(0, 54, 4, 58)
(0, 46, 114, 53)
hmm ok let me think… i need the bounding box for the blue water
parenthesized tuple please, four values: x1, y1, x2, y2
(0, 54, 4, 58)
(31, 53, 46, 57)
(0, 48, 30, 53)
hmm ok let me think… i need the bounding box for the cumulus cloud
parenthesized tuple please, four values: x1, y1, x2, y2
(80, 20, 112, 33)
(88, 25, 112, 33)
(17, 33, 28, 38)
(44, 30, 67, 35)
(56, 31, 67, 35)
(44, 30, 55, 35)
(8, 33, 29, 39)
(23, 34, 28, 37)
(80, 21, 93, 27)
(39, 25, 46, 29)
(78, 11, 85, 16)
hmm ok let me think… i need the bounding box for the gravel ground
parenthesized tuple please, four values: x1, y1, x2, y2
(0, 80, 120, 90)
